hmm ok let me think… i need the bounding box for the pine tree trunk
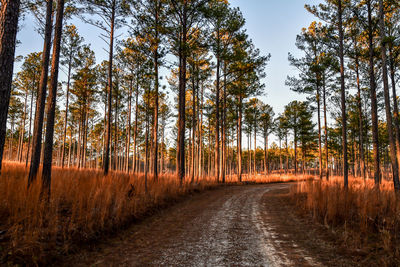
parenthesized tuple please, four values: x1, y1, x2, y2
(28, 0, 53, 184)
(253, 123, 257, 175)
(355, 50, 365, 179)
(198, 82, 204, 179)
(222, 62, 227, 183)
(285, 135, 288, 174)
(316, 82, 323, 179)
(279, 138, 282, 175)
(113, 86, 119, 171)
(294, 128, 297, 176)
(41, 0, 65, 196)
(388, 46, 400, 173)
(133, 77, 139, 174)
(26, 89, 35, 167)
(144, 114, 149, 193)
(338, 0, 348, 188)
(322, 74, 329, 180)
(237, 98, 242, 182)
(103, 0, 115, 176)
(378, 0, 400, 191)
(248, 132, 251, 175)
(190, 63, 196, 184)
(61, 57, 72, 168)
(214, 29, 220, 182)
(177, 3, 187, 184)
(67, 129, 72, 168)
(125, 78, 132, 173)
(152, 5, 159, 180)
(0, 0, 21, 173)
(367, 0, 381, 186)
(18, 91, 28, 162)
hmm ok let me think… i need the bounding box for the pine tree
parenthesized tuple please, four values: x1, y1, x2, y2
(42, 0, 66, 197)
(82, 0, 130, 175)
(0, 0, 21, 174)
(28, 0, 54, 185)
(60, 24, 85, 168)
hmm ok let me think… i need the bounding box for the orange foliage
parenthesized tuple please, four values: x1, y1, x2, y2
(291, 177, 400, 265)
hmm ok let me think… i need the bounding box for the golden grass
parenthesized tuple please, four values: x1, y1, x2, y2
(0, 162, 216, 265)
(291, 176, 400, 265)
(0, 162, 308, 265)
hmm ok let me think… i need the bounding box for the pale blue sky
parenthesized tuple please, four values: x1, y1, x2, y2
(230, 0, 321, 115)
(15, 0, 322, 145)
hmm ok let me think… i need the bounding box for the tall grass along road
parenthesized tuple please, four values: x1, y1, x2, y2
(64, 184, 323, 267)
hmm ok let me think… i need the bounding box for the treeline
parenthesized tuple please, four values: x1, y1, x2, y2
(0, 0, 271, 196)
(285, 0, 400, 190)
(1, 0, 400, 194)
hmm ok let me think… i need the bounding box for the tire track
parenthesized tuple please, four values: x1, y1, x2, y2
(62, 184, 321, 267)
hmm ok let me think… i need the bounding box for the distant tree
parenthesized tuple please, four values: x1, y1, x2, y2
(260, 103, 274, 175)
(166, 0, 210, 183)
(81, 0, 130, 175)
(0, 0, 21, 174)
(305, 0, 351, 186)
(130, 0, 168, 181)
(378, 0, 400, 191)
(13, 52, 42, 163)
(60, 24, 85, 168)
(69, 46, 97, 169)
(283, 101, 316, 175)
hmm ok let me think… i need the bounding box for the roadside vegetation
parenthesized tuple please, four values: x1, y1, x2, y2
(291, 177, 400, 265)
(0, 161, 308, 265)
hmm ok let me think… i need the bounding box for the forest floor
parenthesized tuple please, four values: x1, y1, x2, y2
(60, 183, 361, 267)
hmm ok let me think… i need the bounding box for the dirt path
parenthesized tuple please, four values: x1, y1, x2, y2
(62, 184, 355, 267)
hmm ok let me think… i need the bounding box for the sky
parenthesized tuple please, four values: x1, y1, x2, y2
(230, 0, 321, 115)
(14, 0, 323, 145)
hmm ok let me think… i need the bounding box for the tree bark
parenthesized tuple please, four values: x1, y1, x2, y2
(355, 48, 365, 179)
(367, 0, 381, 186)
(214, 27, 221, 183)
(28, 0, 53, 185)
(18, 91, 28, 162)
(388, 45, 400, 174)
(190, 63, 196, 184)
(61, 53, 72, 168)
(133, 75, 139, 174)
(378, 0, 400, 191)
(338, 0, 348, 188)
(177, 3, 187, 184)
(0, 0, 20, 173)
(237, 97, 242, 182)
(253, 121, 257, 175)
(103, 0, 115, 176)
(26, 89, 35, 167)
(42, 0, 65, 197)
(316, 75, 323, 179)
(125, 78, 132, 173)
(222, 62, 227, 183)
(322, 74, 329, 180)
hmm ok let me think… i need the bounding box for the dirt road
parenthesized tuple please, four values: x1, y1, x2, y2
(63, 184, 354, 267)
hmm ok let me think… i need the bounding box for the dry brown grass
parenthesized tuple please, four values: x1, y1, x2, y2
(0, 162, 218, 265)
(0, 162, 307, 265)
(291, 176, 400, 265)
(226, 173, 313, 184)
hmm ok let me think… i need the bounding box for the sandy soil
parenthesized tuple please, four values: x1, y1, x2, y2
(60, 184, 357, 267)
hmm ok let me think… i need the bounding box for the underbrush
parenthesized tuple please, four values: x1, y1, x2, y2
(0, 162, 217, 265)
(0, 162, 307, 265)
(290, 177, 400, 265)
